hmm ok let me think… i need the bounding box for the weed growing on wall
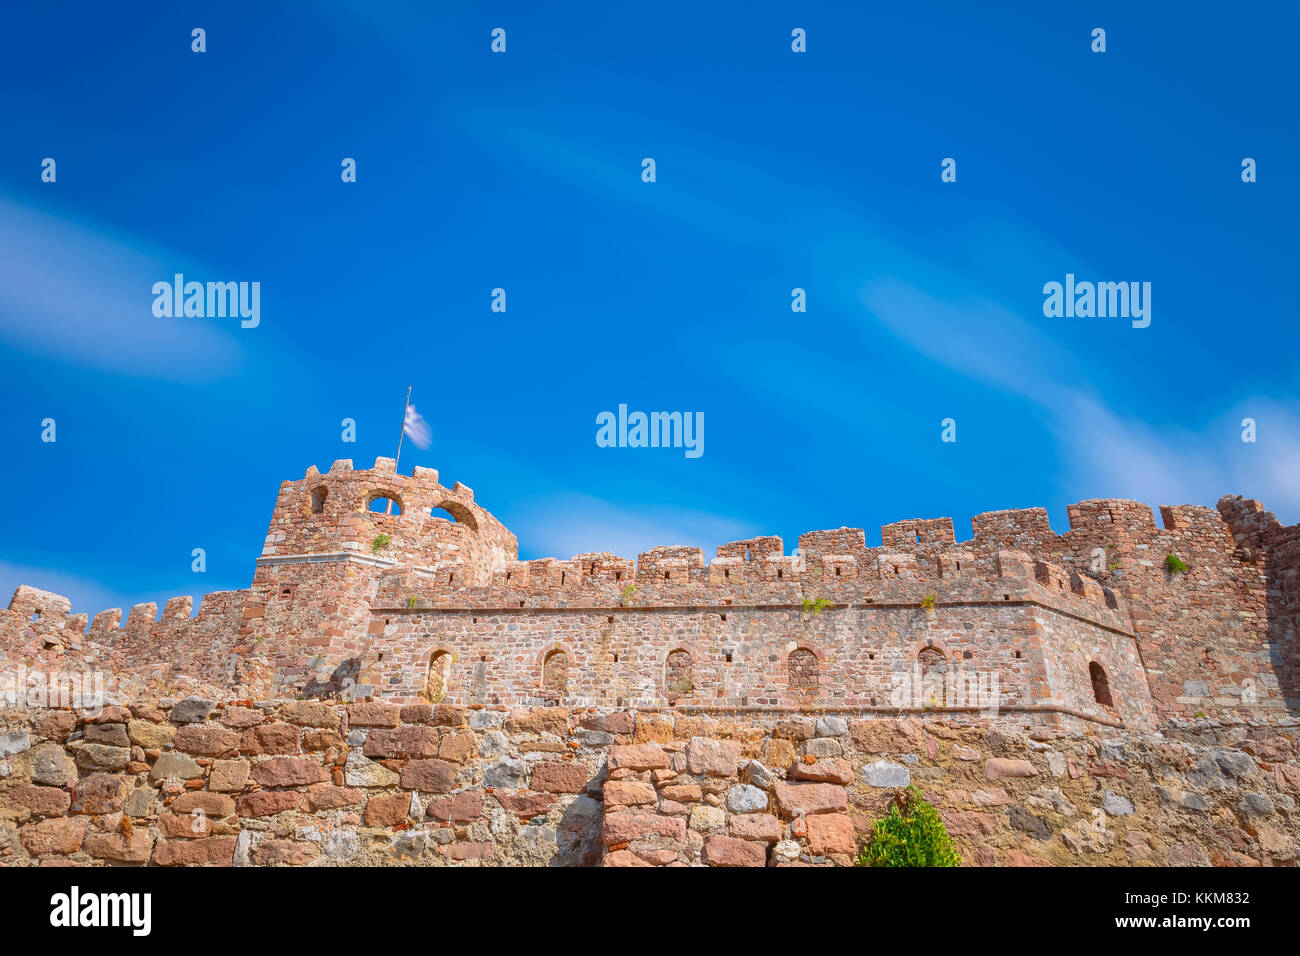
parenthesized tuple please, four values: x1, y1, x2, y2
(856, 786, 960, 867)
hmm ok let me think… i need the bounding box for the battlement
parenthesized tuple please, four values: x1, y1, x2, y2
(259, 457, 517, 586)
(3, 463, 1296, 727)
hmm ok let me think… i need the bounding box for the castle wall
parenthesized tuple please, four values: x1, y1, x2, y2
(1, 700, 1295, 868)
(365, 600, 1153, 730)
(3, 461, 1295, 735)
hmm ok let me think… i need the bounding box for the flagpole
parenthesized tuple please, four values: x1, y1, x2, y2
(388, 384, 412, 514)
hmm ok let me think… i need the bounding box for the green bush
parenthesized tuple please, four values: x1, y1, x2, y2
(372, 533, 391, 554)
(1165, 553, 1189, 574)
(856, 786, 960, 867)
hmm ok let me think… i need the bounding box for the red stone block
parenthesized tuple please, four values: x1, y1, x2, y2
(152, 836, 236, 866)
(424, 790, 484, 823)
(702, 835, 767, 867)
(530, 761, 589, 794)
(251, 757, 329, 787)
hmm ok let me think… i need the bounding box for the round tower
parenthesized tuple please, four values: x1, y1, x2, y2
(258, 457, 517, 585)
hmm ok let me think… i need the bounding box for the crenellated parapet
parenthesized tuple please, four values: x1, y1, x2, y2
(4, 463, 1296, 727)
(259, 457, 517, 586)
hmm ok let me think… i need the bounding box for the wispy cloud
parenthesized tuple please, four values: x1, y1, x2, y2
(862, 279, 1300, 522)
(0, 197, 245, 382)
(463, 113, 1300, 526)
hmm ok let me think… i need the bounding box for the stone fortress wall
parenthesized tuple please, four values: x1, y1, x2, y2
(2, 459, 1297, 866)
(3, 457, 1294, 728)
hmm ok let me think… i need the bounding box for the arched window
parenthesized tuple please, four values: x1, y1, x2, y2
(368, 494, 402, 515)
(430, 500, 478, 532)
(665, 649, 693, 701)
(788, 648, 818, 693)
(310, 486, 328, 513)
(1089, 661, 1113, 707)
(918, 646, 948, 679)
(425, 651, 452, 703)
(542, 649, 569, 700)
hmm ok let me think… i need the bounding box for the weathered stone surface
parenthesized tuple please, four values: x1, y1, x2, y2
(237, 790, 301, 818)
(251, 757, 329, 787)
(425, 790, 484, 823)
(75, 744, 130, 772)
(30, 745, 77, 786)
(302, 729, 344, 751)
(759, 737, 796, 770)
(815, 716, 849, 737)
(12, 785, 71, 817)
(279, 701, 339, 728)
(444, 842, 495, 861)
(469, 710, 506, 730)
(602, 811, 686, 846)
(20, 817, 86, 855)
(128, 719, 175, 749)
(607, 744, 670, 772)
(985, 758, 1039, 780)
(210, 758, 251, 792)
(70, 774, 129, 815)
(496, 792, 557, 819)
(506, 707, 569, 737)
(726, 784, 768, 814)
(689, 805, 726, 831)
(746, 760, 776, 790)
(33, 715, 76, 743)
(804, 737, 843, 759)
(603, 849, 652, 867)
(149, 752, 203, 782)
(400, 759, 457, 793)
(1101, 791, 1135, 816)
(862, 760, 911, 788)
(791, 757, 854, 785)
(482, 757, 528, 789)
(364, 792, 410, 827)
(1008, 806, 1053, 839)
(153, 836, 236, 866)
(303, 784, 363, 812)
(254, 839, 320, 866)
(729, 813, 782, 842)
(220, 706, 265, 729)
(344, 751, 399, 788)
(806, 813, 856, 856)
(942, 810, 1000, 838)
(174, 725, 241, 756)
(168, 698, 216, 724)
(347, 702, 401, 728)
(850, 718, 924, 754)
(241, 722, 301, 755)
(687, 737, 741, 777)
(581, 712, 635, 735)
(84, 829, 154, 863)
(83, 723, 129, 748)
(773, 781, 848, 817)
(703, 835, 767, 867)
(604, 780, 657, 807)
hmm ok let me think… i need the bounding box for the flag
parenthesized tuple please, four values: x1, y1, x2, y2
(403, 403, 432, 449)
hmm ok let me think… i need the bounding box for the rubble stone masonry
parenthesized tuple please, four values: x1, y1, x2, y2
(1, 460, 1297, 865)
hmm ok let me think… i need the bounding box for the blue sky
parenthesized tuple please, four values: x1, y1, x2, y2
(1, 2, 1297, 617)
